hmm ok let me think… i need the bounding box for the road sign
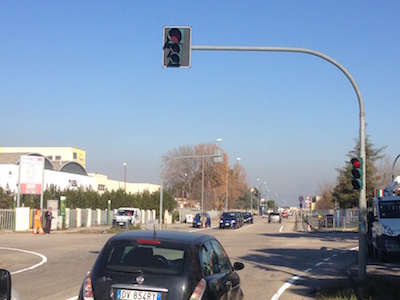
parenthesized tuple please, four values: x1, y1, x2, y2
(299, 195, 304, 203)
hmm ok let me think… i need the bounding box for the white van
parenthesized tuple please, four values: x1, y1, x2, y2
(113, 207, 141, 227)
(367, 176, 400, 260)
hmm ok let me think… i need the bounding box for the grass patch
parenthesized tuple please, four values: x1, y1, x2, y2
(316, 275, 400, 300)
(106, 224, 141, 234)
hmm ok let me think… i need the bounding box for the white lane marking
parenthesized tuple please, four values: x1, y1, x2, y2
(279, 225, 284, 232)
(0, 247, 47, 275)
(270, 246, 358, 300)
(271, 275, 300, 300)
(304, 268, 312, 273)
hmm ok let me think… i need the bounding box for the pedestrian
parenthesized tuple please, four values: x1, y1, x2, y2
(33, 209, 44, 235)
(44, 207, 54, 234)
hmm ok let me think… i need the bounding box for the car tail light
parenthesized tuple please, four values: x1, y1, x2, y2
(82, 271, 94, 300)
(136, 239, 161, 245)
(189, 278, 207, 300)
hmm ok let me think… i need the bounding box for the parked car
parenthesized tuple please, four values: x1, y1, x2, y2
(242, 212, 253, 224)
(268, 212, 281, 223)
(281, 210, 289, 218)
(220, 212, 243, 229)
(193, 212, 211, 228)
(78, 230, 245, 300)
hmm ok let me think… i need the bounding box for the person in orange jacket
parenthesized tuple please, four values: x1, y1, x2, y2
(33, 209, 44, 234)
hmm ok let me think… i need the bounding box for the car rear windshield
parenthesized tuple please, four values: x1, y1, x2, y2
(222, 212, 236, 217)
(103, 241, 187, 276)
(116, 210, 132, 216)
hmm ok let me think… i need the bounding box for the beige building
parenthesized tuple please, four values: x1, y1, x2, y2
(0, 146, 86, 168)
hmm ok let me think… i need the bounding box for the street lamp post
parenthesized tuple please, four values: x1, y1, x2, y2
(202, 138, 222, 213)
(225, 157, 241, 212)
(392, 154, 400, 182)
(225, 166, 228, 212)
(123, 163, 127, 191)
(250, 188, 254, 215)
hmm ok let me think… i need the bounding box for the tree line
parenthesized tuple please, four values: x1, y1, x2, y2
(0, 184, 175, 213)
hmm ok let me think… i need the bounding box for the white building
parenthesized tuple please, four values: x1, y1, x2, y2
(0, 147, 160, 195)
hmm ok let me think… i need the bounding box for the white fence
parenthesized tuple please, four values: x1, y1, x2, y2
(0, 207, 161, 232)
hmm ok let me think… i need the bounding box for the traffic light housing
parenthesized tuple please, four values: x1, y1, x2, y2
(351, 157, 363, 190)
(162, 26, 192, 68)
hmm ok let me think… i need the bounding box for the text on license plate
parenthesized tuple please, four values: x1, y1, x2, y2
(116, 289, 161, 300)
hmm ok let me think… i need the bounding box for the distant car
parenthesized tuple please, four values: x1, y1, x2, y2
(219, 212, 243, 229)
(185, 214, 193, 224)
(268, 212, 281, 223)
(242, 212, 253, 224)
(281, 210, 289, 218)
(193, 212, 211, 228)
(78, 230, 245, 300)
(112, 207, 141, 227)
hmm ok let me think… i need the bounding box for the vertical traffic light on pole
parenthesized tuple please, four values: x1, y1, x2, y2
(162, 26, 192, 68)
(351, 157, 363, 190)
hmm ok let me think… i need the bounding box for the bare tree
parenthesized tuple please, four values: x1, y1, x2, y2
(161, 143, 248, 211)
(375, 154, 400, 187)
(316, 180, 335, 210)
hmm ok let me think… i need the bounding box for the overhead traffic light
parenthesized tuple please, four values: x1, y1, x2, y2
(162, 26, 192, 68)
(351, 157, 363, 190)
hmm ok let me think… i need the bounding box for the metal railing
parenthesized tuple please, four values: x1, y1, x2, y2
(0, 209, 13, 231)
(303, 209, 359, 231)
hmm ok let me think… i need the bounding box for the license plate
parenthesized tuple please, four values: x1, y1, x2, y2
(119, 222, 124, 225)
(116, 289, 161, 300)
(225, 222, 230, 226)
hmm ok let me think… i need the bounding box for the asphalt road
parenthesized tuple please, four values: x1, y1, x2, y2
(1, 216, 363, 300)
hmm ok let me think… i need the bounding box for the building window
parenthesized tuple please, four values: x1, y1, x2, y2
(55, 156, 61, 160)
(47, 156, 53, 160)
(73, 152, 77, 159)
(98, 184, 105, 191)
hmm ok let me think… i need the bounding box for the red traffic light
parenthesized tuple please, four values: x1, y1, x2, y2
(351, 158, 361, 168)
(168, 28, 182, 43)
(162, 26, 191, 68)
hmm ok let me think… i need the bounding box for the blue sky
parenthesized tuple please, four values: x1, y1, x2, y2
(1, 1, 399, 206)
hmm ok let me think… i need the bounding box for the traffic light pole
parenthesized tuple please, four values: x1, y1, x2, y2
(191, 45, 367, 279)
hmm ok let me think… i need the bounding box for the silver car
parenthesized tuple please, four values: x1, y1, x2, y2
(268, 212, 281, 223)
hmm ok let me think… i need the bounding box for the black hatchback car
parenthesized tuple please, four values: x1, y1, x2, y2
(78, 230, 244, 300)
